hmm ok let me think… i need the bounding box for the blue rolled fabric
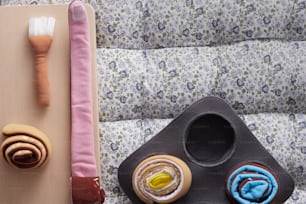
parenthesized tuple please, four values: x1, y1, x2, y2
(226, 163, 279, 204)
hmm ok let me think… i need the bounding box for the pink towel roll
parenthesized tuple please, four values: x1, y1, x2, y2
(69, 0, 105, 203)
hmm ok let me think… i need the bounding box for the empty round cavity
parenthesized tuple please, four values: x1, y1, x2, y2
(184, 114, 235, 167)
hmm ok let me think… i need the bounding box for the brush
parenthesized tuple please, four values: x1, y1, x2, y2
(28, 16, 56, 106)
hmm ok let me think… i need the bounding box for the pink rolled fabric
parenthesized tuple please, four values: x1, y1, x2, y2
(69, 0, 105, 203)
(69, 0, 96, 179)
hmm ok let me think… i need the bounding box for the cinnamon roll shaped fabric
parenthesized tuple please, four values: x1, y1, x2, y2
(225, 163, 279, 204)
(132, 155, 192, 204)
(1, 124, 51, 169)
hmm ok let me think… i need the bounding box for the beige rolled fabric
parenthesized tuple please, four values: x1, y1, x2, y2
(1, 124, 51, 169)
(132, 155, 192, 204)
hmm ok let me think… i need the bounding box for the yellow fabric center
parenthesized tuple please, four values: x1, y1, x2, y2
(149, 172, 173, 189)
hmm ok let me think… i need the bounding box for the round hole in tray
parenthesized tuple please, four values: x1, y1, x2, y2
(184, 114, 236, 167)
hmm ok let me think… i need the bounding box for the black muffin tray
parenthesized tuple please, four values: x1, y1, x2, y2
(118, 97, 294, 203)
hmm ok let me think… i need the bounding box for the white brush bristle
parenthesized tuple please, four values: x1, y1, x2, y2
(29, 17, 56, 36)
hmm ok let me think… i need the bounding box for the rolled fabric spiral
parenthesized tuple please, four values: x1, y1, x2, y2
(132, 155, 192, 204)
(1, 124, 52, 169)
(225, 162, 279, 204)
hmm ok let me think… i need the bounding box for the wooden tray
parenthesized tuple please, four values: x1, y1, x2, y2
(0, 4, 99, 204)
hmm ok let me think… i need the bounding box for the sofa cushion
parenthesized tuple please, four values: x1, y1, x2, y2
(97, 41, 306, 121)
(97, 47, 218, 121)
(215, 40, 306, 114)
(95, 0, 306, 48)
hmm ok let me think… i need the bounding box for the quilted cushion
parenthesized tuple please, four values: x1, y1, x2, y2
(97, 41, 306, 122)
(95, 0, 306, 49)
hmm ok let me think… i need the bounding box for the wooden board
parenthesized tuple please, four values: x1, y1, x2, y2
(0, 4, 99, 204)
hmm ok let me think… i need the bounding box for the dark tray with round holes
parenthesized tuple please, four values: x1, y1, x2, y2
(118, 97, 294, 203)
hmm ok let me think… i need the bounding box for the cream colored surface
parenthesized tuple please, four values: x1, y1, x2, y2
(0, 4, 98, 204)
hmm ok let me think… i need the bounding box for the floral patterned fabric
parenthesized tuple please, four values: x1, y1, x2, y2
(97, 47, 218, 121)
(1, 0, 306, 203)
(95, 0, 306, 49)
(216, 40, 306, 115)
(97, 40, 306, 122)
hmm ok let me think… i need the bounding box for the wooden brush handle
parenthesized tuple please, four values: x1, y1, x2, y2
(34, 53, 50, 106)
(28, 35, 52, 106)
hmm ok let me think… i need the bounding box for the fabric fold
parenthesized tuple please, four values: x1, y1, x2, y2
(69, 0, 105, 203)
(132, 155, 192, 203)
(1, 123, 51, 169)
(225, 162, 279, 204)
